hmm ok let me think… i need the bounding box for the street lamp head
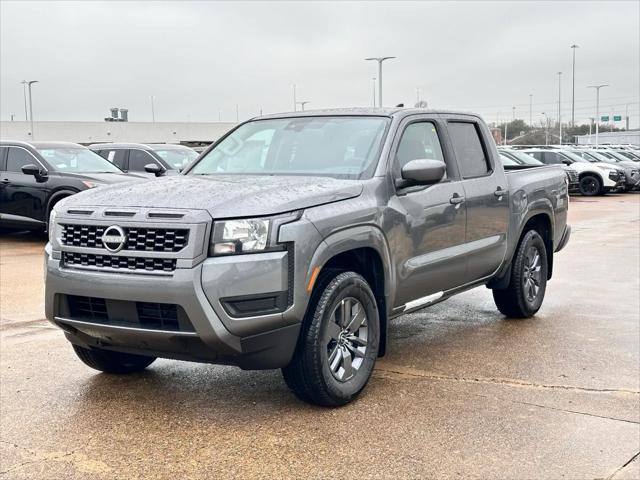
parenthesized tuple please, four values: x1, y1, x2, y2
(570, 44, 580, 49)
(365, 56, 396, 62)
(27, 80, 39, 86)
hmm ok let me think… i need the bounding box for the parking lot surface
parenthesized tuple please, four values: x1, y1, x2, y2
(1, 193, 639, 479)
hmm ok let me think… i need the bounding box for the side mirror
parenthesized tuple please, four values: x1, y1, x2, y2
(22, 164, 47, 177)
(144, 163, 166, 177)
(400, 159, 446, 186)
(561, 159, 572, 166)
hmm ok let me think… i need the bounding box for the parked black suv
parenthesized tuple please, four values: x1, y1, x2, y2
(0, 141, 145, 231)
(89, 143, 199, 176)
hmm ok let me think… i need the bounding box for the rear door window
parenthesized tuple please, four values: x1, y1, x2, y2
(448, 122, 491, 178)
(542, 152, 562, 164)
(98, 149, 127, 169)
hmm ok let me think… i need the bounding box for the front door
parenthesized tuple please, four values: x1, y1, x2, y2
(388, 117, 468, 308)
(0, 146, 50, 227)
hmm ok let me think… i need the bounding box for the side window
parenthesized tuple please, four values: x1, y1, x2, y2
(98, 149, 126, 169)
(395, 122, 445, 175)
(527, 151, 543, 162)
(0, 147, 7, 170)
(448, 122, 491, 178)
(542, 152, 562, 164)
(6, 147, 37, 173)
(128, 149, 157, 171)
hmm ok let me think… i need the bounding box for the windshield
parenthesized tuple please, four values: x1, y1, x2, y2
(153, 148, 199, 170)
(558, 150, 589, 163)
(36, 147, 123, 173)
(570, 150, 601, 163)
(189, 116, 389, 179)
(617, 150, 640, 161)
(584, 150, 616, 163)
(509, 150, 543, 165)
(499, 154, 518, 166)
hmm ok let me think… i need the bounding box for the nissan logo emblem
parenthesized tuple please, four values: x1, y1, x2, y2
(101, 225, 127, 253)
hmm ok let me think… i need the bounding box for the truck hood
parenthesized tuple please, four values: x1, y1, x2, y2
(62, 174, 364, 218)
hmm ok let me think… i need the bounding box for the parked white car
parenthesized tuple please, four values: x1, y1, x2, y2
(520, 148, 625, 196)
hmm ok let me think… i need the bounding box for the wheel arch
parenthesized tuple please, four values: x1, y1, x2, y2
(305, 225, 393, 356)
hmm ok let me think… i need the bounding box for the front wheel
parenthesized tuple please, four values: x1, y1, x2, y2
(72, 345, 156, 374)
(492, 230, 548, 318)
(282, 271, 380, 407)
(578, 175, 602, 196)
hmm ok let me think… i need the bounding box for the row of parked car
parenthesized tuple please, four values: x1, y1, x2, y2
(497, 144, 640, 196)
(0, 140, 199, 231)
(1, 137, 639, 232)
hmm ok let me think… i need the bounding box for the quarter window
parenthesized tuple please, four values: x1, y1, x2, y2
(448, 122, 490, 178)
(6, 147, 38, 173)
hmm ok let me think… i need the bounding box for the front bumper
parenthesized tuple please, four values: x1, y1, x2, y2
(44, 204, 325, 370)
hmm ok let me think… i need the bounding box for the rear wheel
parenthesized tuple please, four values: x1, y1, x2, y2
(492, 230, 548, 318)
(282, 271, 380, 407)
(578, 175, 602, 196)
(72, 345, 156, 374)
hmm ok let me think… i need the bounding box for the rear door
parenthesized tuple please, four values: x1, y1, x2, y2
(390, 115, 468, 307)
(446, 118, 509, 281)
(0, 146, 50, 226)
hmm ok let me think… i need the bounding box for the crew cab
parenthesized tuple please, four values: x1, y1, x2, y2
(45, 109, 570, 406)
(89, 143, 199, 177)
(0, 141, 145, 231)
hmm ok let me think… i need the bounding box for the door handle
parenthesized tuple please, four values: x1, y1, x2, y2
(449, 194, 465, 205)
(1, 179, 10, 185)
(494, 187, 505, 198)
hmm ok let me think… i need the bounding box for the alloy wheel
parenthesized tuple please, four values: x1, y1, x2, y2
(523, 246, 542, 303)
(325, 297, 368, 382)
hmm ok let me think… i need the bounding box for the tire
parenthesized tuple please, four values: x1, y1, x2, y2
(72, 344, 156, 374)
(282, 271, 380, 407)
(578, 175, 602, 196)
(492, 230, 548, 318)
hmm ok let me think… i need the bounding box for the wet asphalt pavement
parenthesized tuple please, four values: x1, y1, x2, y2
(1, 193, 639, 479)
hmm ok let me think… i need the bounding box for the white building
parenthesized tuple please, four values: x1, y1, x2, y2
(0, 121, 237, 145)
(574, 130, 639, 145)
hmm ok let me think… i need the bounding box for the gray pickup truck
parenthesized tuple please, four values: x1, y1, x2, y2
(45, 108, 570, 406)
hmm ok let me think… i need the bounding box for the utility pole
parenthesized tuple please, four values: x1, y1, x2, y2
(416, 88, 421, 105)
(542, 112, 549, 146)
(21, 80, 28, 121)
(557, 72, 562, 144)
(570, 44, 579, 126)
(512, 106, 516, 121)
(236, 104, 239, 122)
(218, 110, 222, 121)
(587, 84, 609, 145)
(26, 80, 38, 139)
(371, 77, 376, 107)
(625, 104, 630, 130)
(365, 56, 396, 108)
(150, 96, 156, 123)
(292, 84, 297, 112)
(529, 94, 533, 126)
(504, 122, 508, 145)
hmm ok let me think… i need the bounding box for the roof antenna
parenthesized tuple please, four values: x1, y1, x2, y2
(395, 103, 404, 107)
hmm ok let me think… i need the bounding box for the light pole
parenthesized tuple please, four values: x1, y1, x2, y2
(292, 84, 297, 112)
(529, 94, 533, 126)
(296, 101, 310, 111)
(21, 81, 29, 121)
(570, 44, 579, 126)
(587, 84, 608, 145)
(512, 106, 516, 121)
(541, 112, 549, 145)
(150, 96, 156, 122)
(557, 72, 562, 144)
(26, 80, 38, 139)
(371, 77, 376, 107)
(365, 56, 396, 108)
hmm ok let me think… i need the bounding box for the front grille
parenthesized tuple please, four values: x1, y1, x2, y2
(63, 252, 176, 272)
(66, 295, 193, 332)
(567, 170, 578, 182)
(60, 224, 189, 252)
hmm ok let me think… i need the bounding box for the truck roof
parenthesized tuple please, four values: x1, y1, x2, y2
(255, 107, 483, 121)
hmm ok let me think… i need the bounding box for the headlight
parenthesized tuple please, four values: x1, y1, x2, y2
(48, 208, 57, 241)
(209, 212, 300, 256)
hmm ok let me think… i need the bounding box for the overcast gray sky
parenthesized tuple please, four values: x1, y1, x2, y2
(1, 0, 638, 127)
